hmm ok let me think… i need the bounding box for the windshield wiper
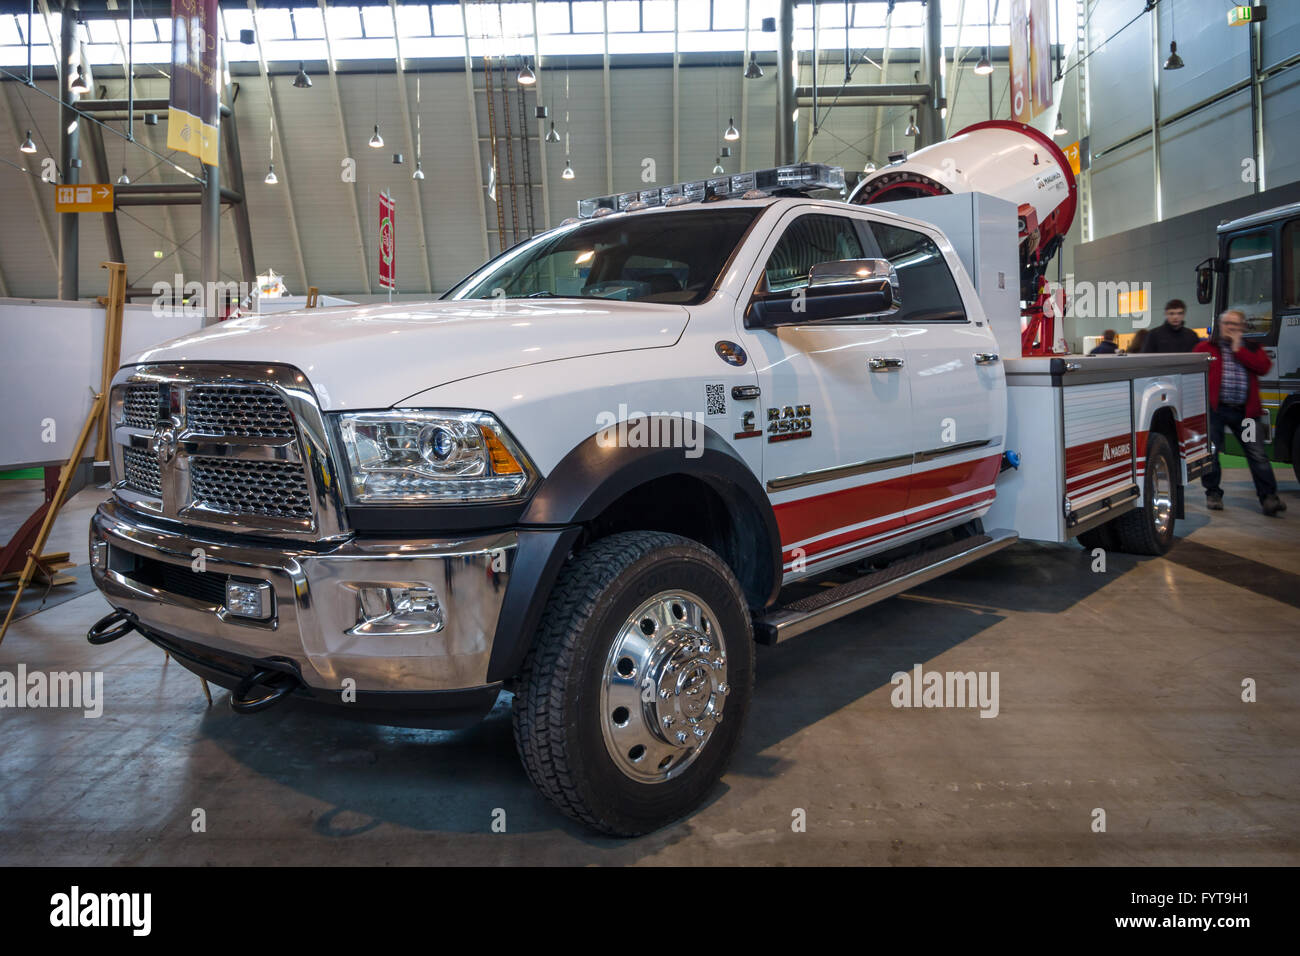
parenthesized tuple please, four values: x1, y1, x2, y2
(526, 290, 562, 298)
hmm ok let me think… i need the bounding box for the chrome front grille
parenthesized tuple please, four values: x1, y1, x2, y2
(186, 385, 296, 438)
(122, 447, 162, 497)
(190, 457, 313, 520)
(123, 384, 160, 429)
(109, 364, 347, 541)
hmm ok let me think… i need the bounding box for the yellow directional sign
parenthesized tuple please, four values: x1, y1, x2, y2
(54, 183, 114, 213)
(1062, 140, 1082, 177)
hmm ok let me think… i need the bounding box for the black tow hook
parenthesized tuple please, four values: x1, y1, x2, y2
(230, 667, 299, 714)
(87, 609, 137, 646)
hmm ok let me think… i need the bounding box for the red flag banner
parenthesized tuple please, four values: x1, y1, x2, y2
(167, 0, 220, 166)
(379, 191, 396, 291)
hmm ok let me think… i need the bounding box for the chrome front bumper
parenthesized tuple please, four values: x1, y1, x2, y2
(90, 500, 515, 697)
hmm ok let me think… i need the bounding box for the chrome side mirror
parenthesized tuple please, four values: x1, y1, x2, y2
(808, 258, 900, 315)
(746, 258, 902, 329)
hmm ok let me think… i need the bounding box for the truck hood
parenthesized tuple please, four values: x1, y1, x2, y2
(128, 298, 689, 410)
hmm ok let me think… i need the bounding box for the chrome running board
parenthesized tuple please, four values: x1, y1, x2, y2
(753, 529, 1019, 645)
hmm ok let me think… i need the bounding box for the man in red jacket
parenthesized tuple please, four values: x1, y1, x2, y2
(1196, 310, 1284, 516)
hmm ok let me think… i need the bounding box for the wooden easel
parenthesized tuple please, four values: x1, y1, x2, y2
(0, 261, 126, 644)
(0, 391, 105, 644)
(95, 262, 127, 462)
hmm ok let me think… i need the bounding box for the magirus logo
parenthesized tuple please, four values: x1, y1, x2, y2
(1102, 441, 1131, 461)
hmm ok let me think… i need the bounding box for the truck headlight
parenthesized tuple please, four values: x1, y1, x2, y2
(333, 410, 536, 503)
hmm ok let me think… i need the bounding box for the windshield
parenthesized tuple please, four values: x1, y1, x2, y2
(447, 208, 762, 305)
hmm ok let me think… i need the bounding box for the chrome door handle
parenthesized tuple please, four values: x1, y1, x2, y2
(973, 352, 1000, 365)
(868, 356, 904, 371)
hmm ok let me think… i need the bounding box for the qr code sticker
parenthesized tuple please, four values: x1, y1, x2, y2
(705, 383, 726, 417)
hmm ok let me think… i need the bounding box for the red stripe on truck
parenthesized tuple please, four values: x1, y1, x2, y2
(774, 453, 1001, 557)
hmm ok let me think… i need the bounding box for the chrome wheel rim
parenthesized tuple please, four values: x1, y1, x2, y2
(1151, 454, 1174, 537)
(599, 589, 729, 784)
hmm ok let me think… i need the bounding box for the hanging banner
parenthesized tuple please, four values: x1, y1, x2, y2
(1009, 0, 1031, 123)
(1029, 0, 1054, 118)
(167, 0, 220, 166)
(379, 191, 396, 291)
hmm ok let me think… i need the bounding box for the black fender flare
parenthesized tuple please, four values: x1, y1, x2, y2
(485, 422, 781, 683)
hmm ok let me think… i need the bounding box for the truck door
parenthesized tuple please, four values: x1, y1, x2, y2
(1222, 226, 1284, 447)
(1277, 220, 1300, 455)
(864, 217, 1005, 528)
(734, 208, 914, 582)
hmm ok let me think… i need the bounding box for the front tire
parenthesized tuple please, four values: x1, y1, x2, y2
(1113, 432, 1178, 555)
(512, 531, 754, 836)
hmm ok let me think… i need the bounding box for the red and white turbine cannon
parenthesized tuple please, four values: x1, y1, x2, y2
(848, 120, 1078, 355)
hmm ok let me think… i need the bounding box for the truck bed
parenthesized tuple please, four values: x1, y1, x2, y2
(987, 352, 1211, 543)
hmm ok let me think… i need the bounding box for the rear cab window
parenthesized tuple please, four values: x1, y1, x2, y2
(867, 220, 967, 323)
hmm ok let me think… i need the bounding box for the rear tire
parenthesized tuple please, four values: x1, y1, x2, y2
(1076, 520, 1120, 553)
(1113, 432, 1178, 555)
(512, 531, 754, 836)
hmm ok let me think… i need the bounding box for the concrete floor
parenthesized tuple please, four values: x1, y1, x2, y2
(1, 467, 1297, 865)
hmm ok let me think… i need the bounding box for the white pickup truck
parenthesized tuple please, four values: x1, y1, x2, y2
(88, 162, 1210, 836)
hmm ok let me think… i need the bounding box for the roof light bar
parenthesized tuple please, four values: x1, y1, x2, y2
(576, 163, 845, 219)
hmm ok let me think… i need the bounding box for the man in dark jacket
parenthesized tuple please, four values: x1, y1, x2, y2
(1196, 310, 1284, 516)
(1142, 299, 1201, 352)
(1089, 329, 1119, 355)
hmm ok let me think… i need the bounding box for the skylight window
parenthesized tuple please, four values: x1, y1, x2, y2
(395, 5, 432, 38)
(292, 7, 326, 40)
(360, 6, 394, 39)
(324, 6, 363, 40)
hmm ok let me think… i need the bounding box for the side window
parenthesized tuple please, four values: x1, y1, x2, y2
(763, 214, 865, 294)
(1225, 230, 1273, 337)
(867, 221, 966, 322)
(1281, 221, 1299, 310)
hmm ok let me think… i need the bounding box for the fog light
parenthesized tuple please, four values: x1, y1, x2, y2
(90, 537, 107, 570)
(349, 585, 444, 636)
(225, 580, 273, 620)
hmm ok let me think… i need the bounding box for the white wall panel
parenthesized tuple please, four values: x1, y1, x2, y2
(1155, 1, 1249, 119)
(415, 70, 489, 291)
(609, 67, 672, 195)
(1086, 0, 1152, 153)
(543, 66, 607, 229)
(1159, 89, 1253, 220)
(1261, 0, 1300, 72)
(1089, 137, 1154, 240)
(1262, 69, 1300, 192)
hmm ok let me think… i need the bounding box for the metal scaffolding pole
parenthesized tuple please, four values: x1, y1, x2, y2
(776, 0, 796, 164)
(58, 0, 80, 300)
(222, 84, 257, 285)
(84, 113, 125, 264)
(200, 159, 220, 321)
(921, 0, 946, 147)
